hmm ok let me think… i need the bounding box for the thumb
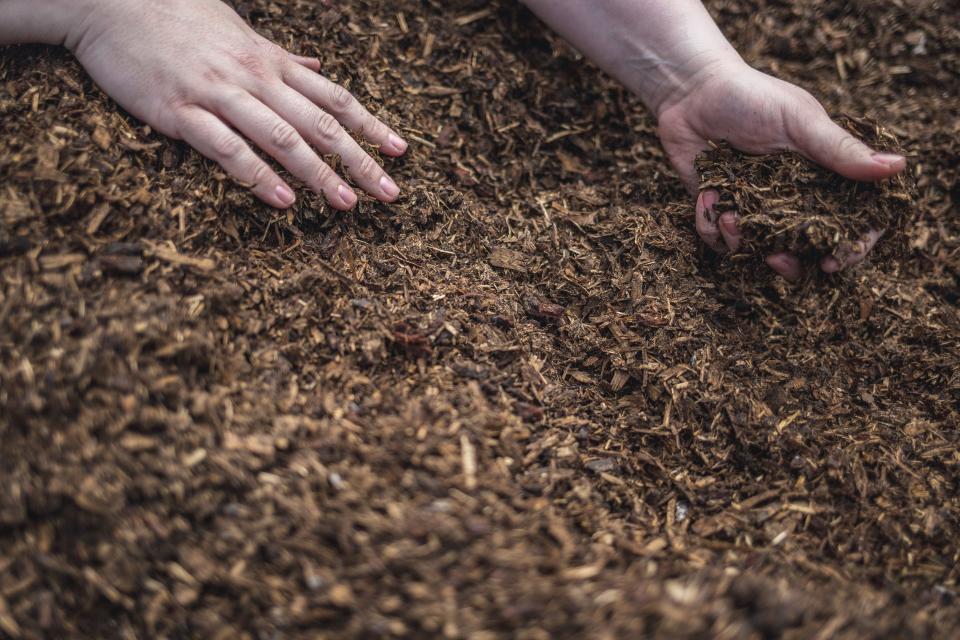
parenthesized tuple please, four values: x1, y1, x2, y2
(792, 110, 906, 182)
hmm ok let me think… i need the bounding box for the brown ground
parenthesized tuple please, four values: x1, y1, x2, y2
(1, 0, 958, 638)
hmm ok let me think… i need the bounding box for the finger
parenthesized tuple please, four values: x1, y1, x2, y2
(765, 253, 803, 281)
(214, 91, 358, 210)
(789, 108, 906, 182)
(695, 190, 725, 252)
(176, 107, 295, 209)
(288, 54, 321, 72)
(263, 84, 400, 202)
(673, 150, 702, 195)
(284, 63, 408, 156)
(718, 212, 742, 253)
(821, 229, 884, 273)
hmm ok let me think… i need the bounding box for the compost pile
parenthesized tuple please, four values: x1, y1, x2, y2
(1, 0, 958, 638)
(696, 116, 916, 258)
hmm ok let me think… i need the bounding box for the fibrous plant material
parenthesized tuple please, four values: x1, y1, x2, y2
(1, 0, 959, 638)
(696, 116, 917, 259)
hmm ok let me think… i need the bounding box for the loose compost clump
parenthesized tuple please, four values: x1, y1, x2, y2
(696, 116, 917, 259)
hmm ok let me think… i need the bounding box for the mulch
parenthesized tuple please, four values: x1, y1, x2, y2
(1, 0, 958, 637)
(696, 116, 916, 258)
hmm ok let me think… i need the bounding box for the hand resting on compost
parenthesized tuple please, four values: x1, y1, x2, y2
(0, 0, 408, 210)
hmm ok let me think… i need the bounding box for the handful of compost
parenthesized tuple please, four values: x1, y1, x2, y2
(696, 116, 916, 262)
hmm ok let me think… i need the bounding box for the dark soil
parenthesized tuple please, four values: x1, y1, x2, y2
(696, 116, 916, 258)
(1, 0, 958, 638)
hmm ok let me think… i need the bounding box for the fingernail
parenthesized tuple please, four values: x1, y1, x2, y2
(275, 184, 295, 207)
(338, 184, 357, 207)
(698, 190, 720, 222)
(387, 133, 407, 153)
(871, 152, 904, 167)
(379, 175, 400, 199)
(766, 255, 802, 282)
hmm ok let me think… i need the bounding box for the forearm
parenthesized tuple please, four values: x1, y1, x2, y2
(520, 0, 741, 116)
(0, 0, 89, 47)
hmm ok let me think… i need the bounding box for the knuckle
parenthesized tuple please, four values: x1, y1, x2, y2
(201, 66, 228, 86)
(250, 162, 272, 186)
(784, 91, 826, 141)
(359, 112, 386, 138)
(156, 91, 190, 135)
(314, 111, 342, 145)
(162, 87, 188, 113)
(329, 83, 354, 112)
(213, 133, 244, 160)
(218, 86, 248, 105)
(269, 121, 300, 151)
(356, 154, 381, 180)
(796, 89, 823, 112)
(233, 51, 267, 79)
(260, 41, 287, 63)
(835, 134, 863, 157)
(313, 162, 336, 186)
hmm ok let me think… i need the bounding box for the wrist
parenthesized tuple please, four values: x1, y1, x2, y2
(625, 48, 745, 120)
(0, 0, 95, 47)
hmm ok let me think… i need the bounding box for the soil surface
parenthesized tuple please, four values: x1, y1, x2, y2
(1, 0, 958, 638)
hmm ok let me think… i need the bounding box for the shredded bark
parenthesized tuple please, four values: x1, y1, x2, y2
(697, 116, 917, 259)
(1, 0, 958, 638)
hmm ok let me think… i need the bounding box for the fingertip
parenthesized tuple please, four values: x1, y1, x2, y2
(379, 147, 404, 158)
(379, 175, 400, 201)
(336, 184, 358, 209)
(718, 212, 741, 252)
(697, 189, 720, 215)
(842, 160, 902, 182)
(719, 212, 737, 230)
(381, 133, 408, 156)
(695, 190, 724, 252)
(800, 117, 906, 182)
(821, 255, 842, 273)
(765, 253, 803, 281)
(274, 184, 296, 208)
(822, 229, 883, 273)
(871, 152, 907, 176)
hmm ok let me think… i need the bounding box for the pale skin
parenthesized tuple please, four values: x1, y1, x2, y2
(1, 0, 907, 280)
(1, 0, 408, 210)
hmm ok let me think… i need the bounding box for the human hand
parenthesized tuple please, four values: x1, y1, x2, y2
(67, 0, 407, 210)
(656, 59, 906, 280)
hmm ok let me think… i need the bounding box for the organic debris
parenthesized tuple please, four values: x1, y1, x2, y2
(1, 0, 958, 638)
(696, 116, 917, 258)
